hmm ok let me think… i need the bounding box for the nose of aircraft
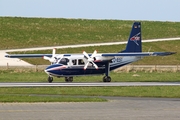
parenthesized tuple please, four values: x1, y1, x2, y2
(45, 64, 67, 75)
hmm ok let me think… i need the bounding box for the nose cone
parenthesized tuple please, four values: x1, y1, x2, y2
(45, 64, 67, 76)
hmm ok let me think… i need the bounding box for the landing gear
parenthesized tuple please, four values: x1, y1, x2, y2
(65, 77, 73, 82)
(103, 62, 111, 82)
(103, 76, 111, 82)
(48, 76, 53, 83)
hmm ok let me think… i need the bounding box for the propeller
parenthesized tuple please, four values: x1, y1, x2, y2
(43, 48, 57, 63)
(83, 50, 98, 70)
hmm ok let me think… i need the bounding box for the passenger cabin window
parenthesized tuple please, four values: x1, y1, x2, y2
(78, 59, 84, 65)
(72, 59, 77, 65)
(72, 59, 84, 65)
(59, 58, 69, 65)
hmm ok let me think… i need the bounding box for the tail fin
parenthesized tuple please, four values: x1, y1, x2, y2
(121, 22, 142, 53)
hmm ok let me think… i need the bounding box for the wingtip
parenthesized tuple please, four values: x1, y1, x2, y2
(166, 52, 176, 56)
(5, 55, 10, 58)
(171, 52, 177, 54)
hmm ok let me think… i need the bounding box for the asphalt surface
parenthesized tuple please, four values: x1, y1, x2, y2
(0, 82, 180, 87)
(0, 97, 180, 120)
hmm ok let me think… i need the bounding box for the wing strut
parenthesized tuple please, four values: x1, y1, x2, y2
(105, 62, 110, 77)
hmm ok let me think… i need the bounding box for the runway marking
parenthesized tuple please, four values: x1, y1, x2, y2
(0, 82, 180, 87)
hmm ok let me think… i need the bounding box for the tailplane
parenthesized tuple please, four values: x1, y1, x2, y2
(121, 22, 142, 53)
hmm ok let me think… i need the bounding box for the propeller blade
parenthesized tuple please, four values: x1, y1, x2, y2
(43, 48, 57, 63)
(43, 56, 55, 63)
(84, 62, 89, 70)
(92, 62, 98, 69)
(91, 50, 97, 58)
(43, 56, 51, 61)
(83, 51, 90, 59)
(52, 48, 56, 58)
(83, 50, 98, 70)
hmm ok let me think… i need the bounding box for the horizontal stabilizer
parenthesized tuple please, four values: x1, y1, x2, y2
(152, 52, 176, 56)
(101, 52, 176, 57)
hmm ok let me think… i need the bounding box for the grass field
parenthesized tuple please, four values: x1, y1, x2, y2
(1, 17, 180, 49)
(0, 86, 180, 102)
(0, 70, 180, 83)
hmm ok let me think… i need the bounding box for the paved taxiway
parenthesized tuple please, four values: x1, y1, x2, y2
(0, 82, 180, 87)
(1, 97, 180, 120)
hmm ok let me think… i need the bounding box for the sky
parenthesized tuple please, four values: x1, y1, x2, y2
(0, 0, 180, 22)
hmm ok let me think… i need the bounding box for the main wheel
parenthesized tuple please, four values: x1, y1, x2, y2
(48, 76, 53, 83)
(65, 77, 73, 82)
(69, 77, 73, 82)
(65, 77, 68, 82)
(106, 76, 111, 82)
(103, 76, 111, 82)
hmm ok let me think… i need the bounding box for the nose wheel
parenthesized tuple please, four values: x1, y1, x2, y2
(48, 76, 53, 83)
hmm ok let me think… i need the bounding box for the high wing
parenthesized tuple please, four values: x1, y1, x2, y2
(5, 51, 175, 58)
(101, 52, 176, 57)
(5, 54, 53, 58)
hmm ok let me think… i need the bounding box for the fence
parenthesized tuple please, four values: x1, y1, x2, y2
(115, 65, 180, 72)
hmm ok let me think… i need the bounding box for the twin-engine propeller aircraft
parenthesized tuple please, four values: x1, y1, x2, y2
(5, 22, 175, 83)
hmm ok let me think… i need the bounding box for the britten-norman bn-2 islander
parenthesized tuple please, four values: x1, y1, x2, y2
(5, 22, 175, 83)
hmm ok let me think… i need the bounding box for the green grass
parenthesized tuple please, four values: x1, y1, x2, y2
(0, 70, 180, 83)
(0, 94, 106, 103)
(1, 17, 180, 49)
(0, 86, 180, 102)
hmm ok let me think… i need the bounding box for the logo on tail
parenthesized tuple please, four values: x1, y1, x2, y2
(130, 32, 141, 45)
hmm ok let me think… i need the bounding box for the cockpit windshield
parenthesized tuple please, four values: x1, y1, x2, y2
(58, 58, 69, 65)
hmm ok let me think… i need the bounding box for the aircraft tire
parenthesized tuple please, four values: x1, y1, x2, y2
(69, 77, 73, 82)
(107, 76, 111, 82)
(48, 76, 53, 83)
(65, 77, 73, 82)
(103, 76, 111, 82)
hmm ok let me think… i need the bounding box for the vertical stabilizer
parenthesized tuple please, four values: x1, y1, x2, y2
(121, 22, 142, 53)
